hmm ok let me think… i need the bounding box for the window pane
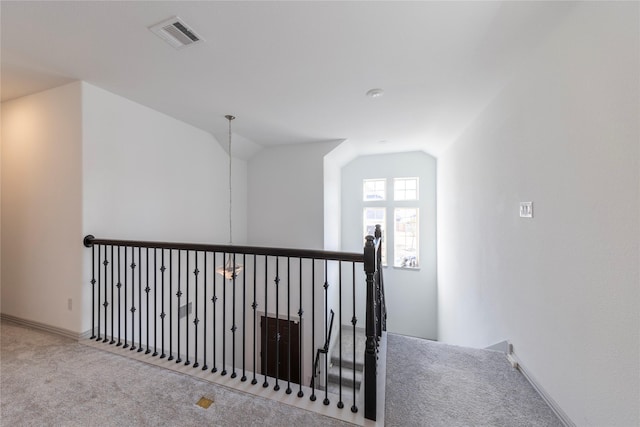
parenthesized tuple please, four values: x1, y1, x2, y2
(394, 177, 419, 201)
(363, 207, 386, 265)
(394, 208, 419, 268)
(363, 178, 386, 201)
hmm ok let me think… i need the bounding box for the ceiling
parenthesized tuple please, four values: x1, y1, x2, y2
(1, 1, 575, 158)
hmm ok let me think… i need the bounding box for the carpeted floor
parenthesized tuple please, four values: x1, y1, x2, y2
(384, 333, 562, 427)
(1, 321, 561, 426)
(0, 322, 350, 427)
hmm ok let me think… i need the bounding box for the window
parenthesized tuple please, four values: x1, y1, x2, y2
(362, 177, 420, 269)
(394, 208, 419, 268)
(394, 177, 418, 201)
(363, 207, 387, 265)
(363, 179, 386, 201)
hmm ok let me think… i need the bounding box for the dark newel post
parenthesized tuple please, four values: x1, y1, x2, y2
(364, 234, 377, 421)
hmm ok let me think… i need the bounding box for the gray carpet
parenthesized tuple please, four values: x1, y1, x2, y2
(0, 321, 351, 427)
(384, 333, 562, 427)
(1, 322, 561, 426)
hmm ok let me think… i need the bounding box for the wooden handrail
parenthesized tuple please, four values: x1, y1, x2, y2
(310, 309, 335, 389)
(84, 235, 364, 263)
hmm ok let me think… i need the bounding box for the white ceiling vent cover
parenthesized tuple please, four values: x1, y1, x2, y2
(149, 17, 204, 49)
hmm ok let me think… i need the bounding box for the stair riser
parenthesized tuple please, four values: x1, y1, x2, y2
(331, 358, 364, 371)
(328, 373, 361, 389)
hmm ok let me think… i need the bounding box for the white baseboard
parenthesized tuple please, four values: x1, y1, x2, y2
(0, 313, 91, 340)
(509, 350, 575, 427)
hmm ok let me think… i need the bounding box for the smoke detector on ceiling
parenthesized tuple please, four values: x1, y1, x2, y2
(149, 16, 204, 49)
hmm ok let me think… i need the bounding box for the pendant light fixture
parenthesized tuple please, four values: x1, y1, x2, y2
(216, 114, 243, 280)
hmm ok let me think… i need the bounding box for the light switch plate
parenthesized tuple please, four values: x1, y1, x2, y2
(519, 201, 533, 218)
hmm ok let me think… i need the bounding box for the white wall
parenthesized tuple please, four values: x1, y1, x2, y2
(247, 140, 348, 384)
(247, 140, 340, 249)
(1, 82, 84, 332)
(437, 3, 639, 426)
(1, 81, 248, 335)
(342, 152, 437, 339)
(81, 82, 247, 332)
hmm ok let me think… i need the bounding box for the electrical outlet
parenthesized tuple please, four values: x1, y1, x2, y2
(519, 201, 533, 218)
(68, 298, 72, 311)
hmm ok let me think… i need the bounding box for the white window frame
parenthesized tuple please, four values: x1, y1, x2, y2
(363, 178, 386, 201)
(362, 177, 420, 269)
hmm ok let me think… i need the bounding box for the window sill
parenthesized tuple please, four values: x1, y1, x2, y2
(382, 265, 421, 272)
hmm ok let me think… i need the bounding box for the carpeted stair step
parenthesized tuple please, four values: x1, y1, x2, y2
(331, 354, 363, 371)
(327, 364, 362, 389)
(335, 326, 366, 370)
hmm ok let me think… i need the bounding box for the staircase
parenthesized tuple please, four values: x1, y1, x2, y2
(323, 326, 366, 399)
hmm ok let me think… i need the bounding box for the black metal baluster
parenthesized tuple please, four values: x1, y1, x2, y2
(310, 258, 316, 401)
(251, 254, 258, 385)
(146, 247, 150, 354)
(297, 258, 304, 398)
(130, 249, 137, 351)
(90, 245, 96, 340)
(153, 248, 158, 357)
(117, 246, 122, 346)
(241, 253, 247, 382)
(123, 247, 129, 349)
(185, 251, 191, 366)
(274, 257, 280, 392)
(213, 254, 218, 373)
(338, 260, 344, 409)
(176, 250, 182, 363)
(221, 252, 227, 376)
(168, 250, 174, 361)
(193, 251, 200, 368)
(160, 249, 166, 358)
(110, 245, 115, 344)
(103, 246, 109, 343)
(138, 247, 143, 353)
(263, 255, 269, 388)
(231, 253, 237, 378)
(202, 252, 208, 371)
(286, 257, 292, 395)
(351, 262, 358, 413)
(97, 245, 101, 341)
(323, 260, 329, 405)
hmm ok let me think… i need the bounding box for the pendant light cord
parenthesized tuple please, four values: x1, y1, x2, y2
(227, 115, 234, 245)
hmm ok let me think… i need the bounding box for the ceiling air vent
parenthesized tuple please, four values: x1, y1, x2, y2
(149, 16, 204, 49)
